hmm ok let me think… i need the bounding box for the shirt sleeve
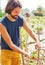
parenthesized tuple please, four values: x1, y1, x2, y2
(18, 16, 24, 27)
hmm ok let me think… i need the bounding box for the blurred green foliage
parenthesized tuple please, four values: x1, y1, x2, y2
(0, 9, 6, 18)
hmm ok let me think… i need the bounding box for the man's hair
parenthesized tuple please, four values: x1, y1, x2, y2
(5, 0, 22, 14)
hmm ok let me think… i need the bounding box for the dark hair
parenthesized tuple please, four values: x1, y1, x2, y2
(5, 0, 22, 14)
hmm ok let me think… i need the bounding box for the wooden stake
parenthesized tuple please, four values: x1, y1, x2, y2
(19, 27, 25, 65)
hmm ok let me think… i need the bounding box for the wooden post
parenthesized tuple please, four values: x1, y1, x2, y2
(36, 18, 40, 65)
(19, 27, 25, 65)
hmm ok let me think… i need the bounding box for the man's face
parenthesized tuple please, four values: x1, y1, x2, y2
(10, 7, 21, 19)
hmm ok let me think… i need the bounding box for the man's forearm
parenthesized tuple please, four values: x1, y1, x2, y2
(29, 31, 37, 42)
(9, 40, 26, 55)
(25, 26, 37, 42)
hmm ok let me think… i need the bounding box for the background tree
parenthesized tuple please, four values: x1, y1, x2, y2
(32, 6, 45, 16)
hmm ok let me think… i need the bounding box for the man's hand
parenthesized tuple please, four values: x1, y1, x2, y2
(23, 51, 30, 59)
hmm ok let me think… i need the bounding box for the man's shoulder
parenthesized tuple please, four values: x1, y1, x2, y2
(18, 16, 24, 20)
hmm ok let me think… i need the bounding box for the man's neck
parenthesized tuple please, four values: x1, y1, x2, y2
(7, 14, 16, 22)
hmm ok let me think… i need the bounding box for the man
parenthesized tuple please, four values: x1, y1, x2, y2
(0, 0, 41, 65)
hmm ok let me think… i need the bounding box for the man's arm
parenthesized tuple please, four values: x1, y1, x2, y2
(23, 19, 38, 42)
(23, 19, 41, 50)
(0, 23, 30, 58)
